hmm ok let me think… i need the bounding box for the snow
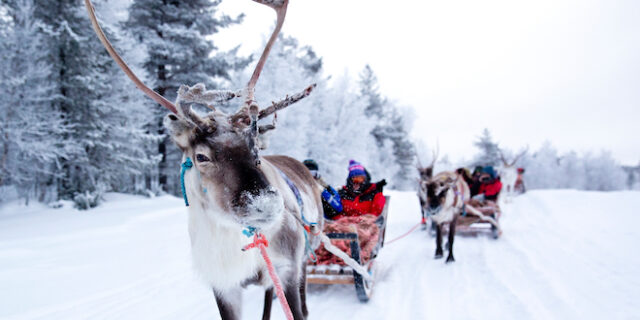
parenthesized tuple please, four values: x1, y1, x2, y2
(1, 190, 639, 319)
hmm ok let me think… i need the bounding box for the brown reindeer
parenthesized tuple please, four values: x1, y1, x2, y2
(417, 146, 438, 228)
(424, 171, 467, 263)
(84, 1, 322, 319)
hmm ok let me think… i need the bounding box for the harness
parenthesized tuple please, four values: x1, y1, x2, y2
(180, 158, 193, 206)
(453, 185, 467, 217)
(180, 159, 318, 261)
(275, 168, 318, 262)
(180, 157, 207, 207)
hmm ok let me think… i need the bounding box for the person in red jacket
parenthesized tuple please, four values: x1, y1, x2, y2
(472, 166, 502, 202)
(334, 160, 386, 219)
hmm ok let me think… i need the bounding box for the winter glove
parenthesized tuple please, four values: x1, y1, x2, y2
(375, 179, 387, 192)
(322, 186, 343, 212)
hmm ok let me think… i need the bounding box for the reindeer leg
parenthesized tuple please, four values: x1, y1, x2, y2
(284, 278, 306, 320)
(446, 218, 456, 263)
(213, 287, 242, 320)
(435, 224, 444, 259)
(261, 287, 274, 320)
(299, 263, 309, 318)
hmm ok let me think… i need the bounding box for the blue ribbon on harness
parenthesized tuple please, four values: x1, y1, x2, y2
(181, 158, 193, 206)
(277, 168, 317, 262)
(180, 157, 207, 207)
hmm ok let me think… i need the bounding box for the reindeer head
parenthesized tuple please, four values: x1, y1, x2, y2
(163, 85, 280, 226)
(84, 0, 315, 227)
(425, 174, 454, 214)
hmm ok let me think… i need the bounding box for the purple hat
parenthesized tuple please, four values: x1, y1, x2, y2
(348, 160, 367, 179)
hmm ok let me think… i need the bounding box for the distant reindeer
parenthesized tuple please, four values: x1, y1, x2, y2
(498, 148, 528, 203)
(85, 1, 323, 319)
(417, 147, 439, 228)
(423, 170, 467, 263)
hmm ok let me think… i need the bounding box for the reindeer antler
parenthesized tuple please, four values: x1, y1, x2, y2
(84, 0, 178, 114)
(230, 0, 315, 129)
(177, 83, 239, 111)
(498, 149, 509, 166)
(510, 146, 529, 166)
(430, 142, 440, 168)
(246, 0, 289, 104)
(86, 0, 314, 139)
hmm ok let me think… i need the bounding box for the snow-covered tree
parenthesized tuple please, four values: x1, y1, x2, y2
(471, 128, 501, 167)
(0, 0, 163, 207)
(126, 0, 246, 194)
(0, 0, 70, 203)
(306, 74, 377, 186)
(582, 151, 626, 191)
(358, 65, 415, 189)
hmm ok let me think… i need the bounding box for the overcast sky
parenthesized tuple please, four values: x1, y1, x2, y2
(214, 0, 640, 165)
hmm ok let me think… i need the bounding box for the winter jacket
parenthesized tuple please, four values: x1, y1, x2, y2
(478, 178, 502, 201)
(334, 181, 386, 219)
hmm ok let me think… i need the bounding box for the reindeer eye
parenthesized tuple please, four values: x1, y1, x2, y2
(196, 154, 210, 162)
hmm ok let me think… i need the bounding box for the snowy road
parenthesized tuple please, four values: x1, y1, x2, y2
(1, 190, 638, 319)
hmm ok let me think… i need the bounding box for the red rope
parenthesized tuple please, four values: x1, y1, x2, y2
(386, 222, 422, 245)
(243, 233, 294, 320)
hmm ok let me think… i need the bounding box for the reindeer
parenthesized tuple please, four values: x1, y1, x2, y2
(498, 148, 528, 203)
(417, 147, 438, 229)
(422, 169, 467, 263)
(85, 1, 323, 319)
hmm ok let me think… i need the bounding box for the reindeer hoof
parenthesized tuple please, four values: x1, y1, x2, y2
(435, 251, 444, 259)
(446, 256, 455, 263)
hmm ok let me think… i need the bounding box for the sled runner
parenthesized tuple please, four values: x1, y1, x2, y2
(306, 196, 390, 302)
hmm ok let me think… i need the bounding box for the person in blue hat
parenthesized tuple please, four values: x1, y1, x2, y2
(471, 166, 502, 202)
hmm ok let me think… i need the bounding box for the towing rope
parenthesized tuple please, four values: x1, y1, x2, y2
(385, 222, 422, 245)
(242, 232, 295, 320)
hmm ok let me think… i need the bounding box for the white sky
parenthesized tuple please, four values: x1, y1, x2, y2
(214, 0, 640, 165)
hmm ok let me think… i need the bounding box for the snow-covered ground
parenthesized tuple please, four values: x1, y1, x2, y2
(1, 190, 638, 319)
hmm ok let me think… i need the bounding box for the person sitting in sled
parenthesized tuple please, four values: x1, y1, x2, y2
(515, 167, 526, 194)
(303, 159, 343, 219)
(333, 160, 386, 220)
(313, 160, 386, 265)
(469, 165, 484, 197)
(471, 166, 502, 202)
(456, 167, 473, 187)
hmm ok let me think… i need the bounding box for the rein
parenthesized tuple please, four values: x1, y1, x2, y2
(242, 231, 294, 320)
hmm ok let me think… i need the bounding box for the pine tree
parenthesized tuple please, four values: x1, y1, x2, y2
(0, 0, 70, 203)
(472, 128, 501, 167)
(0, 0, 163, 207)
(126, 0, 245, 194)
(358, 65, 415, 189)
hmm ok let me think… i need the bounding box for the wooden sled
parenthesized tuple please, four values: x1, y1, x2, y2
(429, 202, 501, 239)
(306, 196, 390, 302)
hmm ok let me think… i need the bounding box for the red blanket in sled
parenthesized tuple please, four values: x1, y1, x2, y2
(313, 214, 380, 265)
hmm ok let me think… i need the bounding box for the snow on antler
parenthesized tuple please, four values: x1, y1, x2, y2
(176, 83, 239, 110)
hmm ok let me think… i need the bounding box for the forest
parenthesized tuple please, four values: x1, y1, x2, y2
(0, 0, 636, 208)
